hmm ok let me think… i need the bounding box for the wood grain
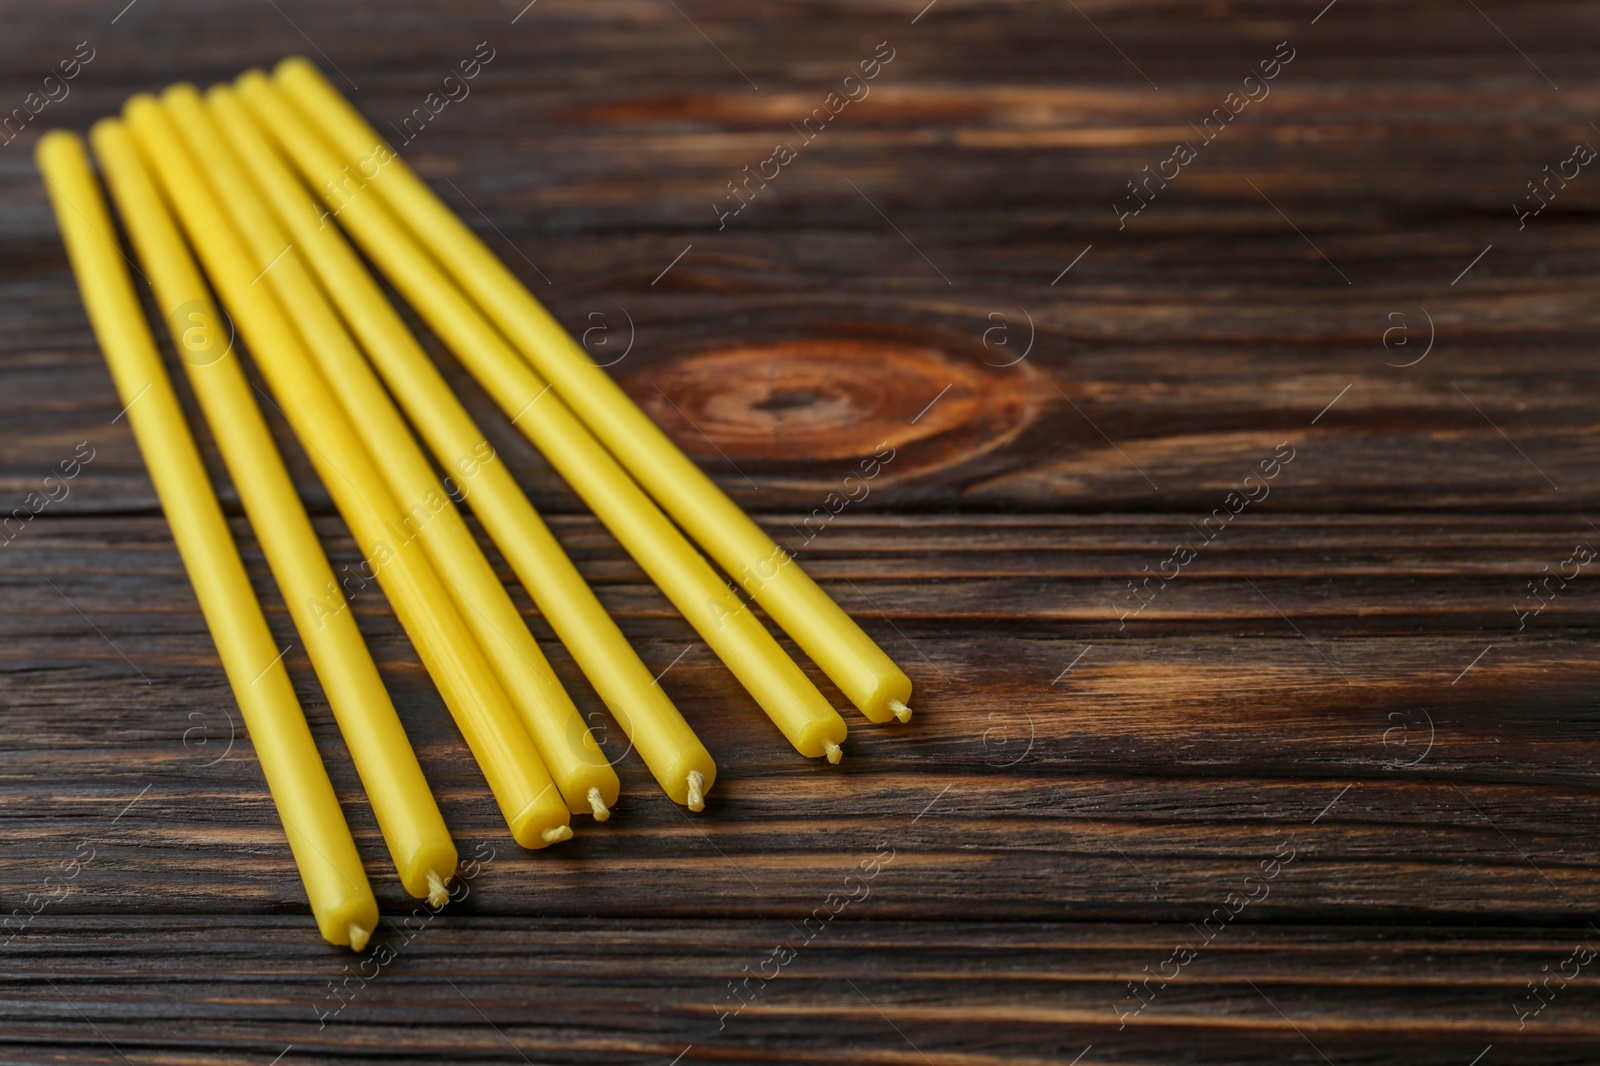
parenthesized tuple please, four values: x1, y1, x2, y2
(2, 0, 1599, 1061)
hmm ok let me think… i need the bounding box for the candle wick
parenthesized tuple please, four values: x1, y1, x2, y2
(888, 699, 913, 723)
(541, 825, 574, 844)
(426, 869, 450, 908)
(686, 770, 706, 812)
(347, 923, 371, 952)
(824, 741, 843, 765)
(587, 786, 611, 822)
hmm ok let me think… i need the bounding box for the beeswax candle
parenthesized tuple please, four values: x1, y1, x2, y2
(93, 117, 457, 905)
(242, 73, 847, 763)
(275, 57, 914, 727)
(37, 129, 378, 948)
(160, 83, 618, 820)
(208, 83, 717, 809)
(126, 92, 571, 849)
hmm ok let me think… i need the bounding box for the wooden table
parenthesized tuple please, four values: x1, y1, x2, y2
(4, 1, 1599, 1062)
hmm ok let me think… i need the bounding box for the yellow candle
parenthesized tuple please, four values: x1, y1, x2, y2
(207, 83, 717, 810)
(274, 56, 914, 727)
(242, 72, 848, 764)
(158, 85, 618, 823)
(91, 115, 458, 904)
(124, 92, 571, 850)
(36, 129, 378, 950)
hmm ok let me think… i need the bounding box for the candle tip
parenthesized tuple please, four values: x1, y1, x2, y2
(686, 770, 706, 812)
(888, 699, 913, 723)
(541, 824, 574, 844)
(347, 923, 371, 952)
(587, 786, 611, 822)
(426, 869, 450, 908)
(824, 740, 843, 764)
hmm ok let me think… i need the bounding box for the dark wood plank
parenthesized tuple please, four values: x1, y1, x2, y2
(5, 918, 1600, 1066)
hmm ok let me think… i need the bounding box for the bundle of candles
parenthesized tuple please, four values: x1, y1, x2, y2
(36, 57, 913, 950)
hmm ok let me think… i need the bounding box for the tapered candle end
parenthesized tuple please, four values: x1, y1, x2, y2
(347, 923, 371, 952)
(587, 786, 611, 822)
(888, 699, 913, 723)
(426, 869, 450, 909)
(824, 740, 843, 764)
(541, 825, 574, 844)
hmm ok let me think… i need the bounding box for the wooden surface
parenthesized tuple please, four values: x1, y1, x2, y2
(4, 0, 1600, 1062)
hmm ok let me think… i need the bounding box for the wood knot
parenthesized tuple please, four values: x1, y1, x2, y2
(627, 338, 1039, 487)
